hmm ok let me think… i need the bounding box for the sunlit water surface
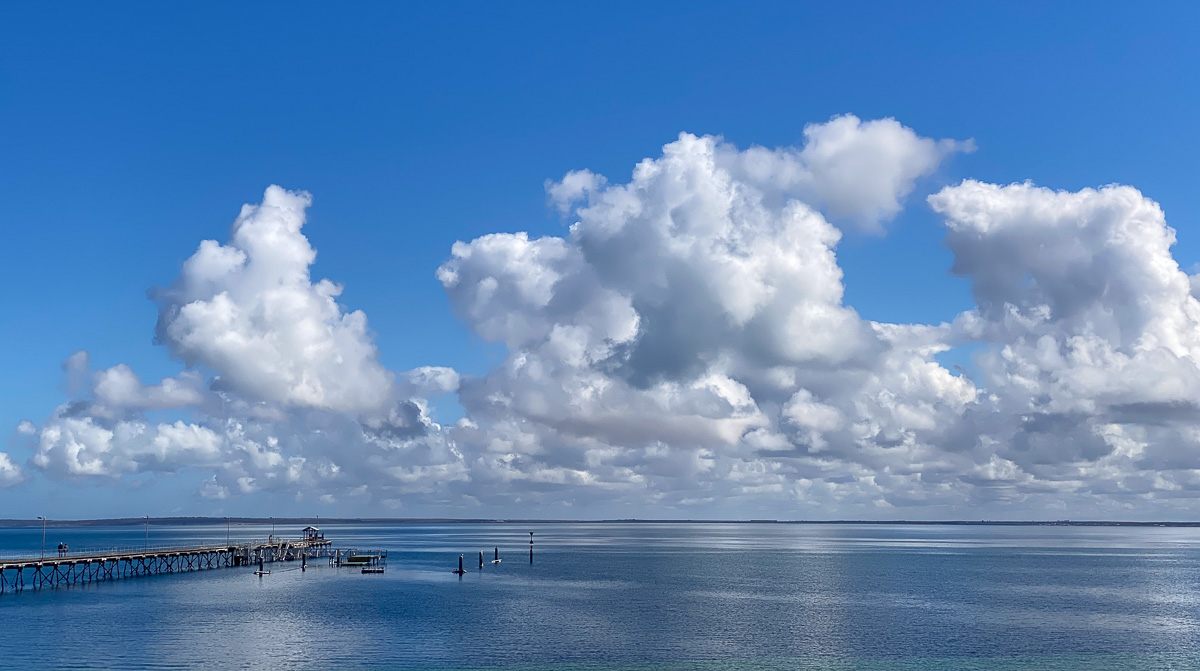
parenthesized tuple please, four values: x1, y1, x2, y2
(3, 523, 1200, 669)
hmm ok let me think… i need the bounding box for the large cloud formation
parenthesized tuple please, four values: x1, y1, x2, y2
(9, 114, 1200, 518)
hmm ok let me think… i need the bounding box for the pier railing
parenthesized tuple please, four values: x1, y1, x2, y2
(0, 538, 315, 563)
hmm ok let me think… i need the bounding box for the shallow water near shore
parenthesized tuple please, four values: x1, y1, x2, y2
(2, 523, 1200, 669)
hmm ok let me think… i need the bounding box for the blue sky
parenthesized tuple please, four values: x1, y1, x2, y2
(3, 2, 1200, 519)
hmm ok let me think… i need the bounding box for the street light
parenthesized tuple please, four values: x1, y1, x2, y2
(270, 516, 274, 542)
(225, 516, 230, 545)
(37, 516, 46, 559)
(143, 516, 149, 550)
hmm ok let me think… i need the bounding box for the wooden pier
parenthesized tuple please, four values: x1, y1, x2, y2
(0, 537, 333, 594)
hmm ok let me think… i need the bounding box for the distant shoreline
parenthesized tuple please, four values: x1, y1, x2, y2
(1, 517, 1198, 527)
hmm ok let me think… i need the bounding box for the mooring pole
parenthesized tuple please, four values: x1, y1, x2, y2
(479, 550, 484, 569)
(302, 552, 307, 571)
(494, 547, 499, 562)
(258, 557, 264, 574)
(530, 531, 534, 564)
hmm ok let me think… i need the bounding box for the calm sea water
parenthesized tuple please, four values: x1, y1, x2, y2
(2, 523, 1200, 669)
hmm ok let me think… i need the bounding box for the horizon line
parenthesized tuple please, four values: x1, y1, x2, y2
(3, 517, 1199, 527)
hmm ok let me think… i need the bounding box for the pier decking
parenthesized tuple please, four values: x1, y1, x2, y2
(0, 537, 333, 593)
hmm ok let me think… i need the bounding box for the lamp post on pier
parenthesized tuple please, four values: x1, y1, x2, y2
(270, 516, 274, 542)
(143, 516, 149, 550)
(225, 516, 230, 545)
(37, 516, 46, 559)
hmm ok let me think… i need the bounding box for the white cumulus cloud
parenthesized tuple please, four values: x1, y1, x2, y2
(930, 180, 1200, 500)
(437, 121, 976, 513)
(18, 116, 1200, 519)
(154, 185, 394, 414)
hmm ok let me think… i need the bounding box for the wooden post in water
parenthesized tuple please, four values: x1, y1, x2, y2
(529, 532, 534, 564)
(302, 551, 307, 571)
(479, 550, 484, 569)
